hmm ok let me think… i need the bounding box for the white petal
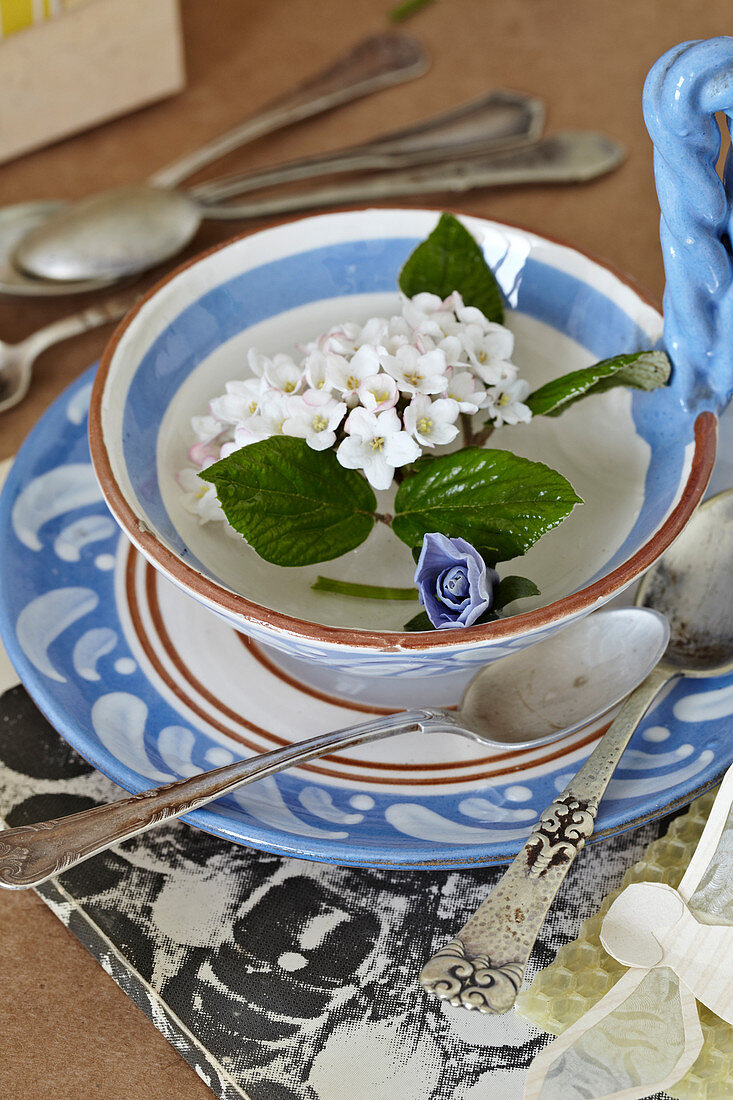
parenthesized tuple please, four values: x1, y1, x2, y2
(428, 422, 460, 446)
(307, 430, 336, 451)
(376, 407, 402, 436)
(363, 453, 395, 491)
(345, 406, 378, 439)
(336, 435, 369, 469)
(430, 398, 460, 424)
(384, 431, 421, 467)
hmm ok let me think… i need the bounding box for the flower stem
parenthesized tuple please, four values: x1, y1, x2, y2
(460, 411, 476, 446)
(312, 576, 419, 601)
(471, 421, 496, 448)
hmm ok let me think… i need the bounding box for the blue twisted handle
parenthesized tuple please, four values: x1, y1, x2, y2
(643, 37, 733, 412)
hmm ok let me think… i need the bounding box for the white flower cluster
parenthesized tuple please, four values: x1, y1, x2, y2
(179, 291, 531, 522)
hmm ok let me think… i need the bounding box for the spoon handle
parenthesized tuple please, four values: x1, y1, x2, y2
(17, 292, 139, 358)
(199, 133, 624, 222)
(0, 709, 438, 890)
(149, 33, 427, 190)
(419, 662, 674, 1014)
(188, 91, 544, 205)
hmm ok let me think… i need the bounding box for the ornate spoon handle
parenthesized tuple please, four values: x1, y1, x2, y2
(0, 709, 437, 890)
(419, 663, 675, 1013)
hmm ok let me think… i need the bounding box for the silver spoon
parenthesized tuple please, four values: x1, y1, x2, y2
(0, 606, 666, 890)
(12, 89, 543, 286)
(420, 488, 733, 1015)
(0, 32, 426, 298)
(13, 130, 621, 285)
(0, 292, 138, 412)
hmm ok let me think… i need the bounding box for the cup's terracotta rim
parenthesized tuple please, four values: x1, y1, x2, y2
(89, 208, 718, 654)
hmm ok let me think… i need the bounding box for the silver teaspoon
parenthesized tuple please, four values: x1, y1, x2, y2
(0, 606, 666, 890)
(0, 32, 426, 297)
(13, 89, 545, 285)
(420, 488, 733, 1015)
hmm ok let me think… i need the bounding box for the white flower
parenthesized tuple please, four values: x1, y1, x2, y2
(404, 395, 460, 448)
(382, 344, 448, 395)
(187, 414, 227, 466)
(436, 333, 468, 368)
(401, 292, 460, 340)
(357, 373, 398, 412)
(282, 390, 347, 451)
(337, 407, 420, 491)
(320, 316, 389, 356)
(326, 344, 382, 404)
(303, 349, 334, 393)
(263, 353, 303, 394)
(462, 322, 516, 385)
(191, 414, 222, 442)
(382, 313, 413, 352)
(177, 467, 227, 524)
(228, 390, 290, 447)
(454, 297, 496, 328)
(443, 368, 487, 414)
(320, 320, 361, 354)
(486, 378, 533, 427)
(209, 378, 265, 425)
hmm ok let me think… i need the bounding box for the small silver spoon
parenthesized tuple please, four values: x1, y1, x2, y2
(0, 292, 137, 412)
(0, 606, 666, 890)
(420, 488, 733, 1015)
(12, 89, 545, 286)
(0, 32, 426, 298)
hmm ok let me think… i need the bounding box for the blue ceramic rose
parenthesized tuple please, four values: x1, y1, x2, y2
(414, 533, 499, 629)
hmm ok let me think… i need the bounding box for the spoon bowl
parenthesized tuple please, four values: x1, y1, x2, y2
(636, 488, 733, 675)
(455, 606, 669, 746)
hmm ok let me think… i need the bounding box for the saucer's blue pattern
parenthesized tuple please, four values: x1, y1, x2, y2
(0, 369, 732, 868)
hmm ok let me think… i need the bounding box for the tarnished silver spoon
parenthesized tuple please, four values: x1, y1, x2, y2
(420, 489, 733, 1015)
(0, 606, 666, 890)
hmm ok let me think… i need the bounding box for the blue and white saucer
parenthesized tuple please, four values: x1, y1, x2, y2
(1, 369, 732, 868)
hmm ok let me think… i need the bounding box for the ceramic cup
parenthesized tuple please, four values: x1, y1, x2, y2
(89, 201, 721, 701)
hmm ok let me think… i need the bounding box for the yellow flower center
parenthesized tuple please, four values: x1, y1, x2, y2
(312, 414, 328, 432)
(371, 389, 390, 404)
(478, 350, 488, 363)
(346, 375, 360, 391)
(284, 382, 296, 393)
(248, 400, 257, 415)
(370, 436, 385, 451)
(417, 416, 433, 435)
(404, 370, 423, 387)
(498, 392, 511, 406)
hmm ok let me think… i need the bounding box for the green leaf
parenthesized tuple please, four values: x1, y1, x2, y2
(398, 212, 504, 323)
(312, 576, 419, 601)
(403, 610, 434, 631)
(493, 574, 541, 611)
(392, 448, 582, 559)
(199, 436, 377, 567)
(389, 0, 436, 21)
(527, 350, 671, 418)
